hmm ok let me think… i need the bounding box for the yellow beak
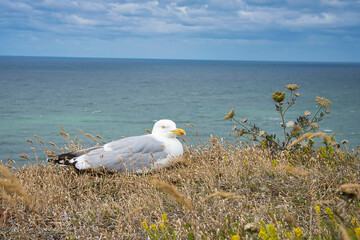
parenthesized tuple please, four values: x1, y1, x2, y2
(171, 128, 186, 136)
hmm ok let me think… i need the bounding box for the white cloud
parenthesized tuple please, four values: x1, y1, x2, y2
(65, 14, 99, 25)
(78, 2, 107, 12)
(320, 0, 348, 7)
(2, 0, 360, 41)
(283, 12, 337, 26)
(30, 36, 39, 41)
(237, 9, 280, 24)
(108, 1, 160, 15)
(0, 0, 32, 11)
(236, 4, 360, 29)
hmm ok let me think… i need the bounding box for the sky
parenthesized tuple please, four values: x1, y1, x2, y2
(1, 0, 360, 62)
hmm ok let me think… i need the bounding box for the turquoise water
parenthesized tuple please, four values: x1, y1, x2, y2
(1, 56, 360, 164)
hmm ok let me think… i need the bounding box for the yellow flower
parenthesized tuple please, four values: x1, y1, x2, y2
(159, 223, 165, 229)
(161, 213, 168, 223)
(285, 84, 299, 90)
(295, 228, 303, 238)
(267, 224, 277, 238)
(355, 228, 360, 238)
(271, 91, 286, 103)
(224, 109, 235, 120)
(315, 96, 332, 107)
(151, 224, 157, 231)
(259, 230, 268, 240)
(315, 206, 321, 213)
(272, 159, 277, 168)
(231, 235, 240, 240)
(260, 140, 267, 149)
(325, 207, 334, 220)
(142, 221, 149, 230)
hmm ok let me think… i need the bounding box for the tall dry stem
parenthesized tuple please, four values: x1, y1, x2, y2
(150, 179, 193, 210)
(0, 165, 31, 207)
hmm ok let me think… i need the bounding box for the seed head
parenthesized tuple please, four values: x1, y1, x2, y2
(242, 118, 248, 123)
(342, 140, 348, 144)
(235, 129, 244, 138)
(271, 91, 285, 103)
(285, 84, 299, 91)
(315, 96, 332, 107)
(325, 109, 331, 114)
(291, 125, 302, 136)
(244, 223, 259, 232)
(224, 109, 235, 120)
(259, 130, 266, 137)
(304, 110, 311, 117)
(310, 122, 319, 130)
(286, 121, 295, 128)
(299, 140, 308, 148)
(294, 92, 301, 97)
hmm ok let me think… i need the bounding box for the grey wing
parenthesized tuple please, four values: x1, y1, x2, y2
(74, 135, 169, 172)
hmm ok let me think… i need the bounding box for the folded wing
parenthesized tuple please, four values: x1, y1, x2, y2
(54, 135, 170, 173)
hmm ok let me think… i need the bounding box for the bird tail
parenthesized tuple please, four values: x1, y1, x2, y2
(47, 146, 102, 166)
(47, 152, 78, 166)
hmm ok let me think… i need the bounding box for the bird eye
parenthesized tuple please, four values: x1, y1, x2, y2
(162, 126, 165, 129)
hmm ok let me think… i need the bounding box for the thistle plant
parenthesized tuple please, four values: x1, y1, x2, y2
(224, 84, 333, 151)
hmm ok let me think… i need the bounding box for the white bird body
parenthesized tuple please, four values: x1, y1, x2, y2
(50, 120, 186, 173)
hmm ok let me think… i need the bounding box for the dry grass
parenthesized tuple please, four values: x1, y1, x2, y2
(0, 136, 360, 239)
(0, 165, 31, 207)
(287, 132, 335, 149)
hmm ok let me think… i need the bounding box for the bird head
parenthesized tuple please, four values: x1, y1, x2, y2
(152, 119, 186, 138)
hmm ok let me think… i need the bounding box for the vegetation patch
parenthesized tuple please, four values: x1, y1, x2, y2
(1, 84, 359, 239)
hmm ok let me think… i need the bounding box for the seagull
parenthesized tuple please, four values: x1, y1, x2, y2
(49, 119, 186, 173)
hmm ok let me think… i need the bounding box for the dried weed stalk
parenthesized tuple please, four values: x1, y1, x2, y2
(0, 165, 31, 207)
(201, 191, 242, 202)
(150, 179, 193, 211)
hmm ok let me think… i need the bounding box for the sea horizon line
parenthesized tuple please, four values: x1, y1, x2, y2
(1, 54, 360, 65)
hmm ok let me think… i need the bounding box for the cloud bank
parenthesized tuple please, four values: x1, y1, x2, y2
(1, 0, 360, 61)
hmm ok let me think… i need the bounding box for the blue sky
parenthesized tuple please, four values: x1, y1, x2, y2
(1, 0, 360, 62)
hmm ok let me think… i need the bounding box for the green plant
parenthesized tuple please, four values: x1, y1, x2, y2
(224, 84, 334, 151)
(142, 214, 179, 240)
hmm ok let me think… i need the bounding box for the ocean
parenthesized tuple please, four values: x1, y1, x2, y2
(1, 56, 360, 165)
